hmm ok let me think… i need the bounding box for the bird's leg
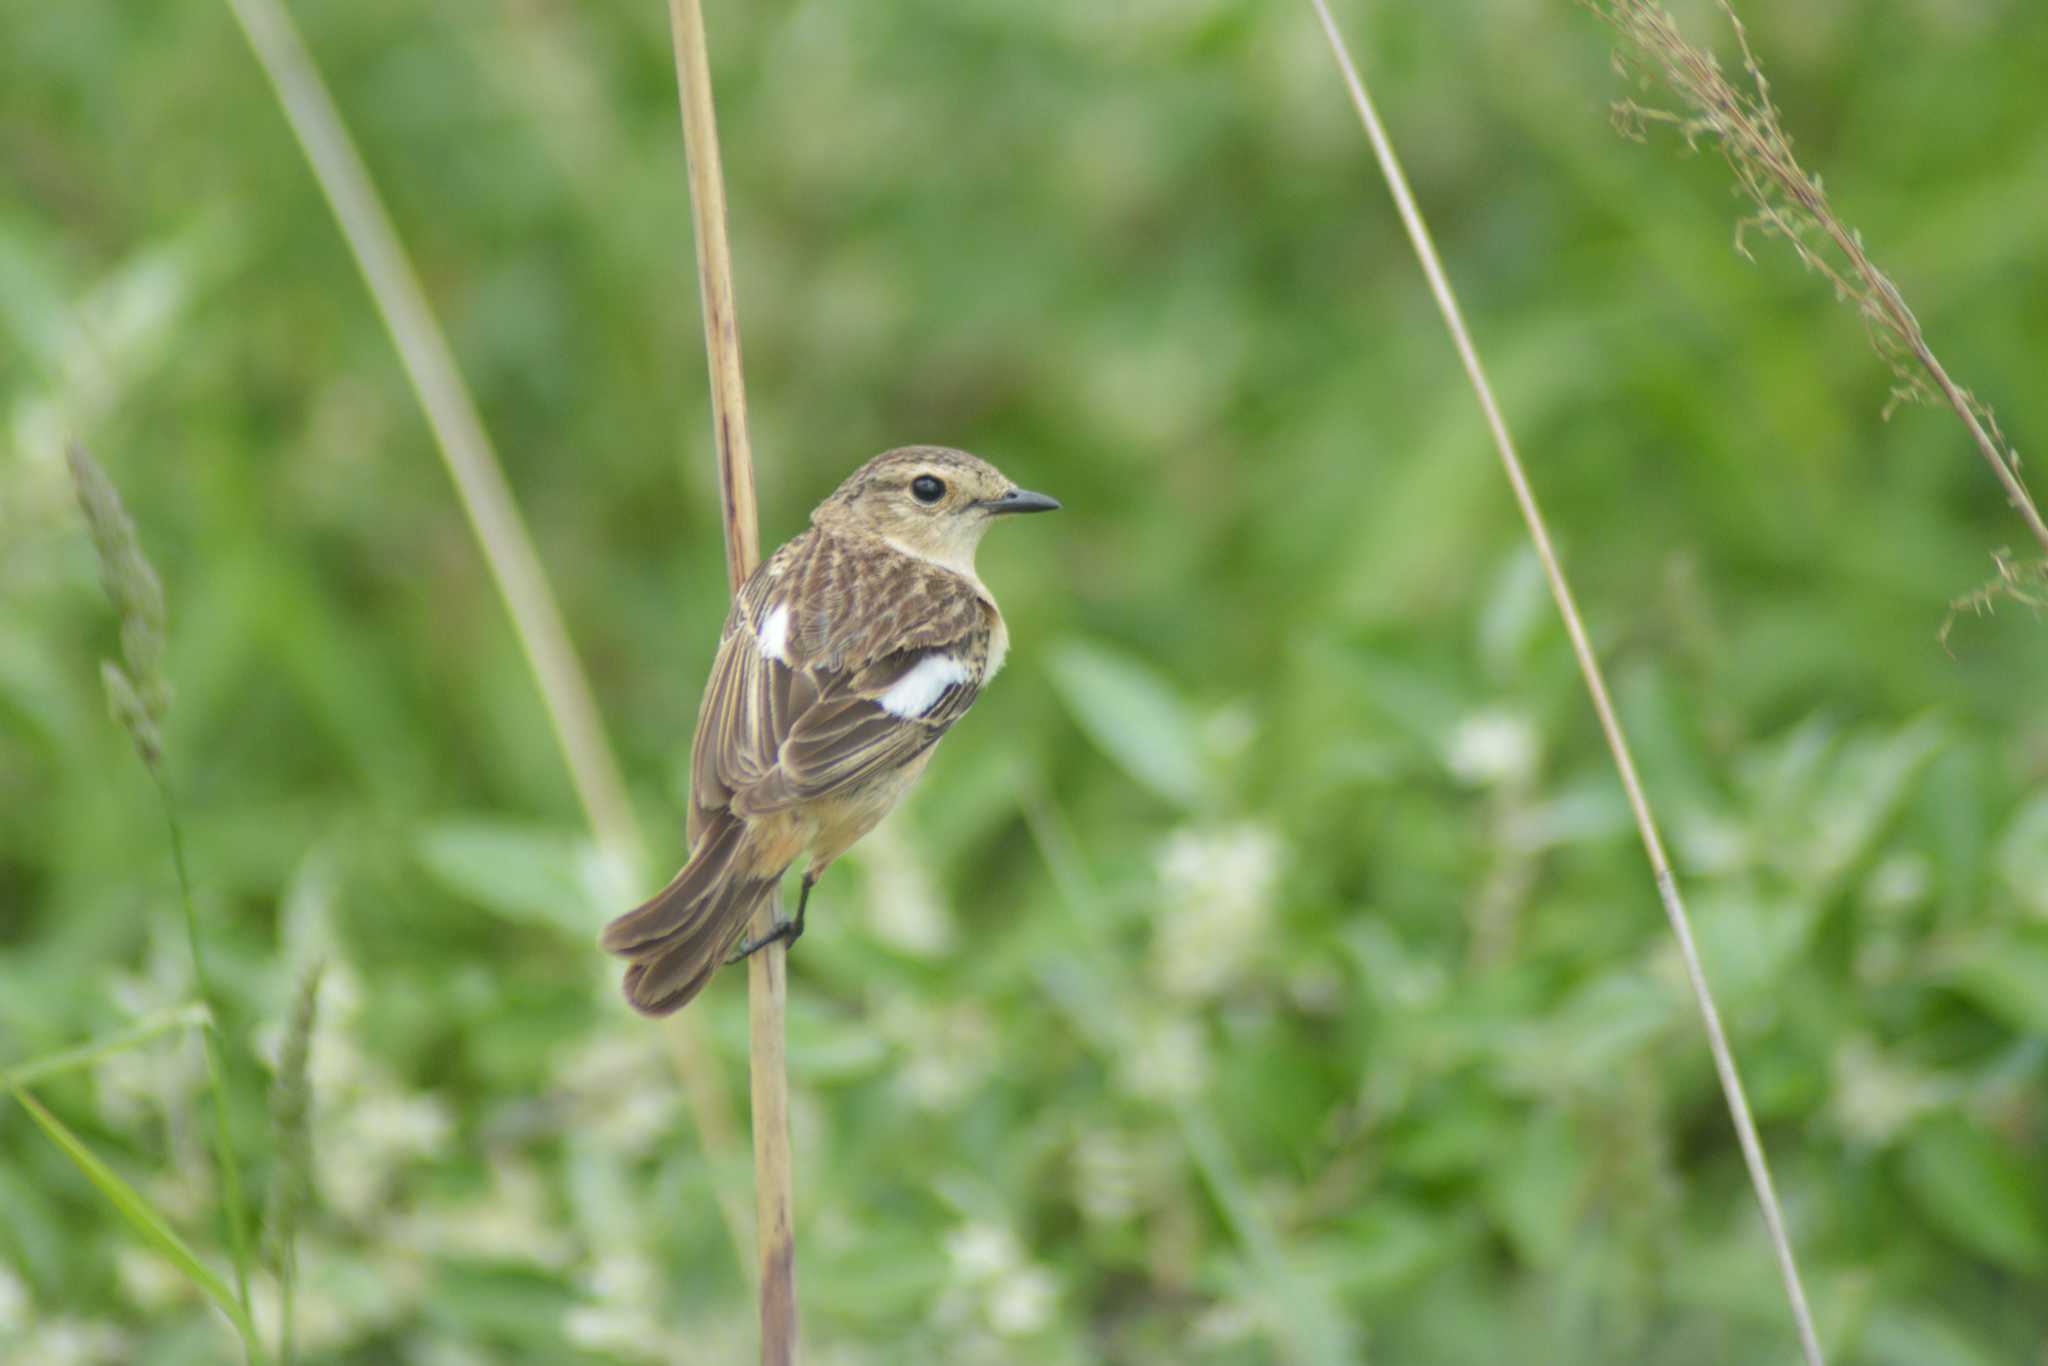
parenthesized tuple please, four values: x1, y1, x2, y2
(789, 871, 814, 942)
(724, 872, 817, 964)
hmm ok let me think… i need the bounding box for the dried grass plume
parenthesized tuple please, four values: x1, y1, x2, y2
(1584, 0, 2048, 564)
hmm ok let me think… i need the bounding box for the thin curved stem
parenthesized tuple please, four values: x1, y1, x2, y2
(1308, 5, 1826, 1364)
(157, 774, 260, 1364)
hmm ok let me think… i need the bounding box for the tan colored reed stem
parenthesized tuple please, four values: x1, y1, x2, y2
(662, 0, 797, 1359)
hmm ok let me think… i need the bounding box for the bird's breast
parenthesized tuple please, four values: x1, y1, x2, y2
(985, 606, 1010, 679)
(804, 749, 937, 871)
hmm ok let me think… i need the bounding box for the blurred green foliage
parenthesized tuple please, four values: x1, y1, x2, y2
(5, 0, 2048, 1362)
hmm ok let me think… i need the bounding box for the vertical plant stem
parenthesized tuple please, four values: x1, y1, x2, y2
(154, 774, 262, 1366)
(221, 0, 748, 1283)
(663, 1, 797, 1361)
(1307, 5, 1826, 1365)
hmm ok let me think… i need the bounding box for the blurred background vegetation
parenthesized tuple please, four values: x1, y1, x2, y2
(5, 0, 2047, 1361)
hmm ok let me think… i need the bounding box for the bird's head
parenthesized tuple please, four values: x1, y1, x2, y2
(814, 446, 1059, 574)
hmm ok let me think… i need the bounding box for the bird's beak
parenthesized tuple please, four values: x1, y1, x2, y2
(982, 487, 1061, 515)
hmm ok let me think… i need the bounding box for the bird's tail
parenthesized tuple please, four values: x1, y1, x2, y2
(599, 813, 782, 1016)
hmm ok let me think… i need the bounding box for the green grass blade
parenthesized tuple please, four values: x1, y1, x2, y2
(153, 778, 262, 1362)
(11, 1085, 256, 1345)
(0, 1004, 210, 1089)
(265, 960, 324, 1366)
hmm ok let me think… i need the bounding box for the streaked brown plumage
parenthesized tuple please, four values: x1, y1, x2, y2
(601, 446, 1059, 1015)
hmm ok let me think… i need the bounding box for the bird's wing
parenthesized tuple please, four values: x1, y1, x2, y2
(688, 531, 991, 839)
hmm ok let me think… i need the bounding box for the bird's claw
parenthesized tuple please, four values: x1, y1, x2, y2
(725, 914, 804, 966)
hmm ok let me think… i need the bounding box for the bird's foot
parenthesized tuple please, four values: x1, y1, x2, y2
(724, 917, 802, 964)
(724, 874, 816, 965)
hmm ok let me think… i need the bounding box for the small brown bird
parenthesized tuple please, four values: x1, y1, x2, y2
(601, 446, 1059, 1014)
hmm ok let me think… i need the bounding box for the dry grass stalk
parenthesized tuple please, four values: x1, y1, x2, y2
(1586, 0, 2048, 563)
(220, 0, 750, 1280)
(662, 0, 798, 1359)
(1306, 4, 1826, 1364)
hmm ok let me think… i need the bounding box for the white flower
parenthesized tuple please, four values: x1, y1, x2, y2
(0, 1264, 27, 1324)
(945, 1223, 1020, 1282)
(115, 1247, 187, 1310)
(20, 1318, 130, 1366)
(410, 1339, 495, 1366)
(1072, 1130, 1141, 1225)
(279, 1235, 424, 1353)
(986, 1264, 1056, 1337)
(878, 999, 995, 1111)
(385, 1156, 575, 1270)
(1201, 703, 1257, 761)
(943, 1222, 1056, 1339)
(1152, 825, 1285, 999)
(1675, 809, 1751, 874)
(1832, 1036, 1946, 1146)
(1446, 709, 1539, 788)
(321, 1089, 454, 1220)
(1864, 852, 1931, 912)
(547, 1031, 680, 1158)
(564, 1305, 667, 1361)
(566, 1253, 672, 1361)
(1121, 1015, 1210, 1100)
(1191, 1300, 1259, 1347)
(587, 1252, 660, 1306)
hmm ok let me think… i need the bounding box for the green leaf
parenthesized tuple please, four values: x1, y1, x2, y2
(1938, 932, 2048, 1034)
(1898, 1112, 2048, 1274)
(1499, 972, 1673, 1092)
(430, 1262, 577, 1345)
(1996, 794, 2048, 919)
(1476, 546, 1550, 681)
(785, 996, 891, 1082)
(1482, 1106, 1585, 1268)
(807, 1232, 949, 1322)
(1177, 1103, 1357, 1366)
(1860, 1306, 2011, 1366)
(11, 1086, 254, 1343)
(1045, 640, 1212, 808)
(1794, 717, 1945, 892)
(416, 820, 602, 935)
(1689, 893, 1819, 1004)
(1320, 1204, 1451, 1297)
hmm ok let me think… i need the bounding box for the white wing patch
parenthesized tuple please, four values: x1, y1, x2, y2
(878, 654, 970, 718)
(757, 604, 791, 663)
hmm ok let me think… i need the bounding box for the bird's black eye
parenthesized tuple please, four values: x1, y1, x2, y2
(910, 475, 946, 504)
